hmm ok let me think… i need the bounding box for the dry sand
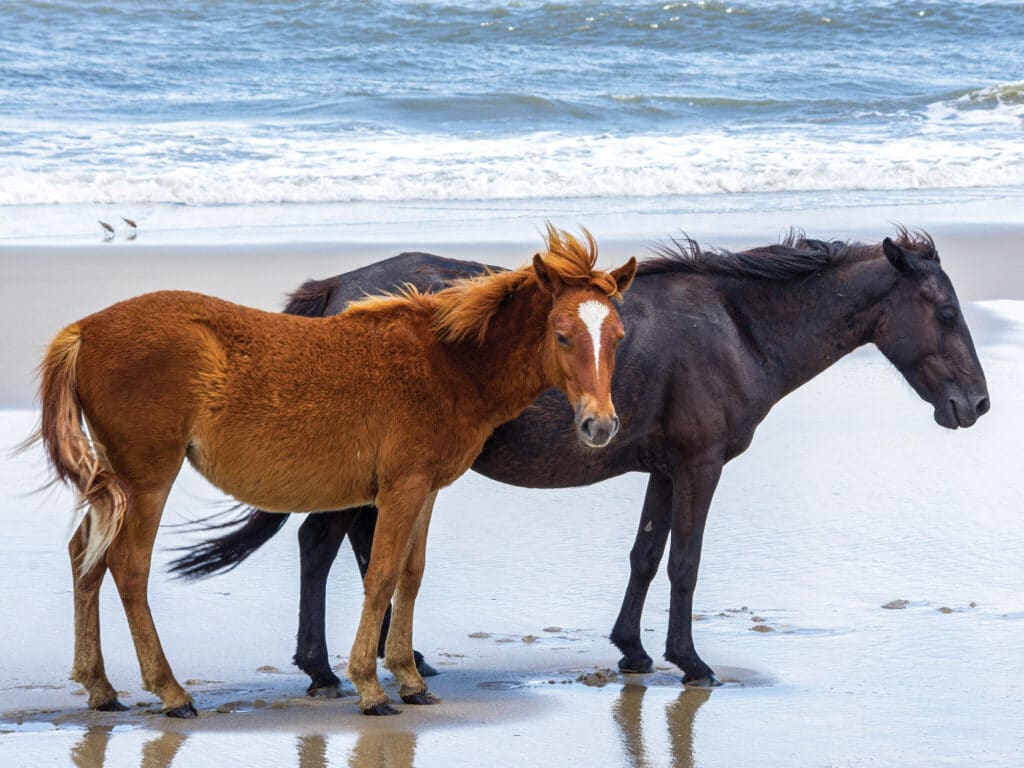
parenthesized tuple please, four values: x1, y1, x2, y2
(2, 221, 1023, 407)
(1, 216, 1022, 767)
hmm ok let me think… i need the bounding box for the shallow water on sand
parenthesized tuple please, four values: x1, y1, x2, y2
(0, 300, 1022, 767)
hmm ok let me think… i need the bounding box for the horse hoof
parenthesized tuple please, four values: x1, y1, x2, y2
(683, 674, 723, 688)
(307, 683, 343, 699)
(165, 702, 198, 718)
(96, 698, 129, 712)
(618, 656, 654, 674)
(401, 690, 440, 706)
(362, 701, 401, 716)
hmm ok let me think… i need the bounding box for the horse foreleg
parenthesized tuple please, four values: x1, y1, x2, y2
(665, 461, 723, 686)
(295, 510, 355, 697)
(349, 507, 439, 678)
(68, 519, 122, 711)
(610, 471, 672, 673)
(347, 477, 430, 715)
(106, 487, 194, 717)
(384, 491, 438, 704)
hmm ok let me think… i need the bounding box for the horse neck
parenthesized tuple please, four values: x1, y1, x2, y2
(447, 284, 552, 426)
(721, 256, 897, 398)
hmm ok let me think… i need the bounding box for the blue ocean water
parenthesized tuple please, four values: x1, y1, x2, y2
(1, 1, 1022, 215)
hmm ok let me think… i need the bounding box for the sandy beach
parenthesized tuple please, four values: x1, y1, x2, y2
(4, 216, 1024, 408)
(1, 211, 1022, 767)
(6, 0, 1024, 762)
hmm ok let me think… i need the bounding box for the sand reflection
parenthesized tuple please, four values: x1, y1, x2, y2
(613, 684, 711, 768)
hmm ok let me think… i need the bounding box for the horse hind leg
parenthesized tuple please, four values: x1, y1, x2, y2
(610, 472, 672, 674)
(295, 510, 355, 697)
(384, 491, 439, 705)
(105, 485, 195, 717)
(68, 518, 123, 711)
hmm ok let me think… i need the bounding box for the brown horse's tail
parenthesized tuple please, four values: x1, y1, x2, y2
(35, 325, 131, 575)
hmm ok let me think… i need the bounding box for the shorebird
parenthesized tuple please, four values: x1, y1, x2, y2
(98, 220, 115, 241)
(122, 216, 138, 240)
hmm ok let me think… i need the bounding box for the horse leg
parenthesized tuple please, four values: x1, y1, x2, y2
(346, 477, 430, 715)
(610, 472, 672, 673)
(68, 519, 123, 711)
(664, 461, 723, 686)
(384, 492, 438, 704)
(349, 507, 438, 678)
(295, 510, 356, 697)
(347, 508, 389, 657)
(105, 486, 194, 717)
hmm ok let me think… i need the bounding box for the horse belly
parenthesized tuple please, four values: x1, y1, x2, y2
(185, 432, 378, 513)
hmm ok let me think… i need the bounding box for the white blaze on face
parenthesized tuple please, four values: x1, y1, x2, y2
(578, 299, 610, 376)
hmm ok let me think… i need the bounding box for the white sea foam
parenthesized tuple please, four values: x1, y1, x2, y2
(2, 127, 1023, 207)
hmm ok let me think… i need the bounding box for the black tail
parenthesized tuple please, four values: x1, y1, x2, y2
(168, 510, 289, 580)
(284, 277, 335, 317)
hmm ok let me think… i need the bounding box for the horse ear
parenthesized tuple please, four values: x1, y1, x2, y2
(883, 237, 918, 275)
(533, 253, 563, 295)
(611, 257, 638, 296)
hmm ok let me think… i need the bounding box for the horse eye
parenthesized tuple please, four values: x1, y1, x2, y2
(555, 332, 571, 348)
(938, 307, 959, 325)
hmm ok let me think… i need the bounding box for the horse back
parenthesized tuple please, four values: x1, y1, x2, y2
(287, 252, 495, 318)
(67, 290, 440, 510)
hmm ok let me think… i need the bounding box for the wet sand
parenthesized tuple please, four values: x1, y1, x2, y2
(1, 217, 1022, 766)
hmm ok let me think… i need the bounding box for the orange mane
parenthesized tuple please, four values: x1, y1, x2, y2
(346, 224, 622, 345)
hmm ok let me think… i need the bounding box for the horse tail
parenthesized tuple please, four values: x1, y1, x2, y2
(284, 277, 336, 317)
(36, 325, 131, 575)
(167, 510, 289, 580)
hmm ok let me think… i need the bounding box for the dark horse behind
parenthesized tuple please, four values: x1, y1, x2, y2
(171, 228, 990, 694)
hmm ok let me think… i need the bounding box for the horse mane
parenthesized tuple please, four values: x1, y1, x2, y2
(345, 225, 621, 345)
(638, 225, 938, 280)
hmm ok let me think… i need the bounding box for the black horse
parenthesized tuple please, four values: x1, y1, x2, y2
(172, 229, 990, 695)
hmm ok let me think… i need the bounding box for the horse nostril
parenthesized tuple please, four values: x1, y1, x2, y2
(579, 416, 595, 438)
(976, 397, 990, 416)
(610, 415, 620, 434)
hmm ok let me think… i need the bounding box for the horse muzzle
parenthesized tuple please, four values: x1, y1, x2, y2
(935, 392, 991, 430)
(576, 412, 620, 448)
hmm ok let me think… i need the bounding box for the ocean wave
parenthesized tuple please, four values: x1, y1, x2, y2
(923, 80, 1024, 131)
(958, 81, 1024, 106)
(2, 130, 1022, 206)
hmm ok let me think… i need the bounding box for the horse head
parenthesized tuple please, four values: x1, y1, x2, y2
(533, 228, 637, 447)
(874, 232, 990, 429)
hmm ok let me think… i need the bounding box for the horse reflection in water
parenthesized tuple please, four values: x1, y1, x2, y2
(70, 726, 186, 768)
(65, 683, 705, 768)
(297, 731, 417, 768)
(614, 684, 712, 768)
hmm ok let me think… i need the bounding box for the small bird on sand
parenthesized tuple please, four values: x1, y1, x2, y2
(98, 220, 115, 241)
(122, 216, 138, 240)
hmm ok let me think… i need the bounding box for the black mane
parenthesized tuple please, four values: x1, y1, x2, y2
(638, 227, 938, 280)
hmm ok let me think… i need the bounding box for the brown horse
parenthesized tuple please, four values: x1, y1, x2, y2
(32, 226, 638, 717)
